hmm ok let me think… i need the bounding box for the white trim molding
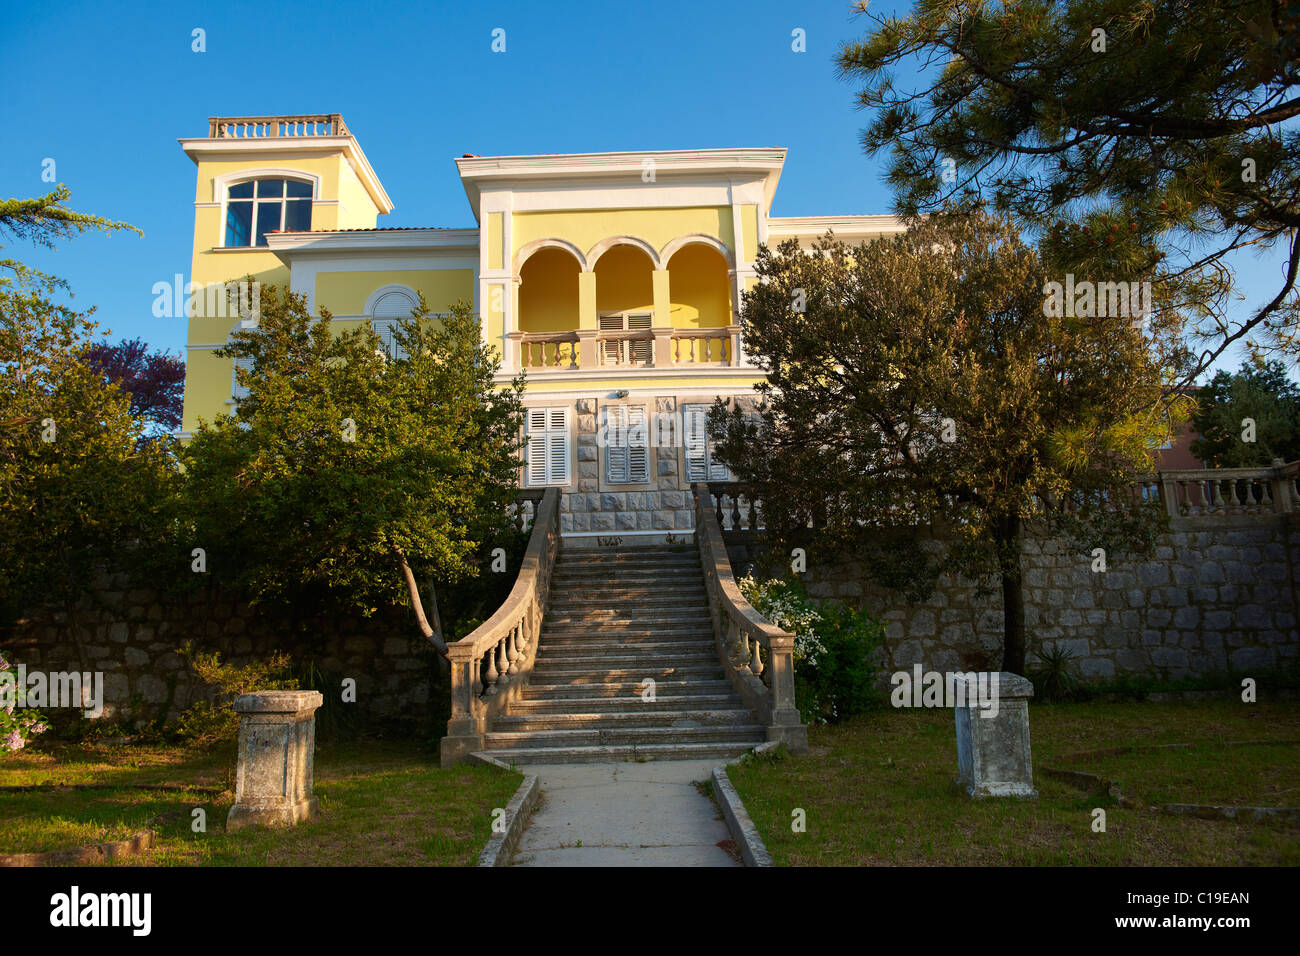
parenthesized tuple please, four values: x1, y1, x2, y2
(661, 233, 736, 269)
(587, 235, 661, 270)
(513, 237, 588, 274)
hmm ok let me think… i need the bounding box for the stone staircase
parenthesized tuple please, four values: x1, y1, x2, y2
(479, 545, 766, 764)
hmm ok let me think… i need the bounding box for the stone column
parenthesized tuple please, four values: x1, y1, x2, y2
(954, 672, 1037, 799)
(227, 690, 323, 831)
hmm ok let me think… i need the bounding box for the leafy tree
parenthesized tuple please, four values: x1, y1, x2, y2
(0, 263, 175, 617)
(180, 283, 525, 656)
(0, 184, 140, 249)
(0, 188, 169, 623)
(83, 337, 185, 431)
(837, 0, 1300, 369)
(711, 209, 1188, 673)
(1190, 358, 1300, 465)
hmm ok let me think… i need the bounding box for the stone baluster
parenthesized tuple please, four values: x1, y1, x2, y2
(749, 635, 764, 678)
(495, 638, 511, 689)
(483, 644, 499, 695)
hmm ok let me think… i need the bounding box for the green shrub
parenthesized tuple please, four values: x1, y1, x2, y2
(1028, 643, 1083, 702)
(738, 575, 885, 724)
(175, 643, 297, 748)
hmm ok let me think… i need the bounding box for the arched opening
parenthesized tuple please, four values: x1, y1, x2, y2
(518, 246, 581, 333)
(667, 243, 732, 329)
(593, 244, 656, 365)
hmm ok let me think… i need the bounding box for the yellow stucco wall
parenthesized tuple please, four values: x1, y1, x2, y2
(594, 245, 654, 315)
(665, 244, 732, 328)
(314, 270, 474, 316)
(519, 247, 579, 333)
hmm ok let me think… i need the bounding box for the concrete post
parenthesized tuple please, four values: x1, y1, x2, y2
(954, 672, 1038, 799)
(227, 690, 323, 831)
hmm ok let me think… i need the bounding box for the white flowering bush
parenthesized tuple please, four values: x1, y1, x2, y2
(737, 574, 885, 723)
(0, 651, 48, 753)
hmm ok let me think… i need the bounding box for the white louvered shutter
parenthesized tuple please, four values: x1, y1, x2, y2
(626, 313, 652, 365)
(526, 408, 569, 486)
(604, 405, 648, 483)
(683, 403, 731, 481)
(604, 404, 628, 482)
(372, 290, 416, 360)
(599, 314, 624, 365)
(231, 354, 252, 401)
(546, 408, 570, 485)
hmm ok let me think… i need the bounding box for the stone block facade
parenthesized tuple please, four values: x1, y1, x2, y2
(538, 391, 758, 546)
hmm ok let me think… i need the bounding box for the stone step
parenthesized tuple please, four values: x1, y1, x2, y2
(533, 653, 718, 674)
(539, 628, 716, 645)
(529, 664, 723, 683)
(483, 724, 766, 751)
(491, 709, 755, 732)
(537, 640, 716, 658)
(523, 679, 735, 699)
(509, 693, 744, 714)
(546, 606, 710, 622)
(548, 594, 709, 607)
(548, 585, 708, 600)
(477, 741, 760, 765)
(552, 573, 702, 587)
(558, 549, 698, 563)
(555, 558, 700, 570)
(545, 611, 711, 626)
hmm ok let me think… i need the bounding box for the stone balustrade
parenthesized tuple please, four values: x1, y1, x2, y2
(509, 325, 743, 372)
(692, 482, 808, 752)
(208, 113, 348, 138)
(440, 487, 561, 766)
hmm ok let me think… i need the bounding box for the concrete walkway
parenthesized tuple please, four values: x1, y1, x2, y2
(509, 760, 740, 867)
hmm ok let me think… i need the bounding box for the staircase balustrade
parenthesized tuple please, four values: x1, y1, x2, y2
(440, 487, 561, 766)
(692, 482, 808, 753)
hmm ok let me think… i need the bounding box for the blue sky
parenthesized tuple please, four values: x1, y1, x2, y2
(0, 0, 1288, 377)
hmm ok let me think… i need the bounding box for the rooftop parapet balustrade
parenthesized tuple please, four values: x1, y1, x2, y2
(208, 114, 350, 139)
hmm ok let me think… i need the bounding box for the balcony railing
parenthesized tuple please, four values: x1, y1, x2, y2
(508, 325, 743, 371)
(208, 114, 349, 139)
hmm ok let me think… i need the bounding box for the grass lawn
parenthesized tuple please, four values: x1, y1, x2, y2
(0, 739, 522, 866)
(728, 700, 1300, 866)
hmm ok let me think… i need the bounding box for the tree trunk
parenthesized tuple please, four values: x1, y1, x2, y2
(394, 548, 448, 658)
(995, 515, 1027, 674)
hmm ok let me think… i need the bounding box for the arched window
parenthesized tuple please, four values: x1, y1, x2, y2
(224, 178, 313, 247)
(369, 287, 419, 360)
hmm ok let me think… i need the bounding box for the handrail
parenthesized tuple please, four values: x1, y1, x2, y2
(692, 482, 808, 752)
(440, 486, 561, 766)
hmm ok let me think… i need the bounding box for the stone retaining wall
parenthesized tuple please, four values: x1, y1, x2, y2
(0, 583, 439, 733)
(738, 518, 1300, 681)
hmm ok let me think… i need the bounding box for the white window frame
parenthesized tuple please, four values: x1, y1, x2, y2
(682, 402, 732, 482)
(221, 175, 316, 248)
(525, 407, 570, 487)
(603, 403, 650, 485)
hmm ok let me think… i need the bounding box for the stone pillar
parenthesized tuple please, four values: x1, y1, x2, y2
(954, 672, 1037, 799)
(227, 690, 323, 831)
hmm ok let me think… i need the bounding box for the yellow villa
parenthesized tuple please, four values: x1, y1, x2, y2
(178, 113, 904, 544)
